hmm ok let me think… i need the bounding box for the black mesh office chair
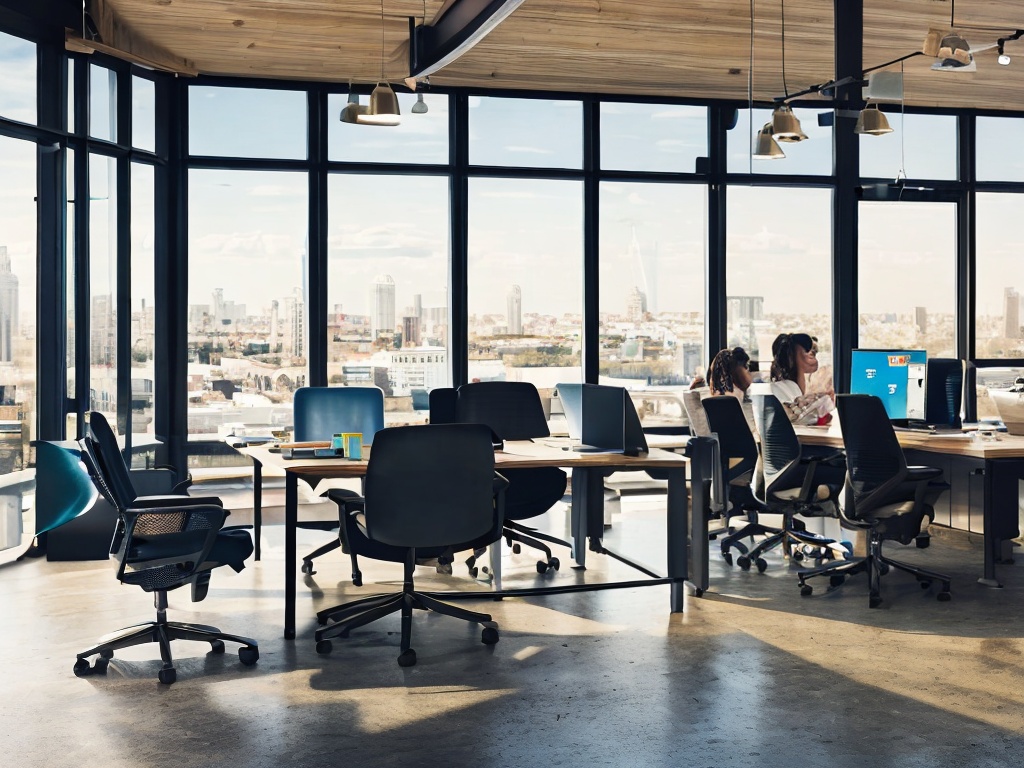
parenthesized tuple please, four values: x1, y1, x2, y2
(738, 393, 845, 573)
(314, 424, 507, 667)
(437, 382, 570, 574)
(75, 413, 258, 684)
(797, 394, 952, 607)
(701, 396, 773, 565)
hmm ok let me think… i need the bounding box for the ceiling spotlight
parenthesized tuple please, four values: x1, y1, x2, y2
(932, 31, 976, 71)
(753, 122, 786, 159)
(411, 93, 429, 114)
(771, 104, 807, 142)
(998, 45, 1011, 65)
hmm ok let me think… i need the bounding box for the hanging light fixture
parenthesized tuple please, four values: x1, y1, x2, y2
(411, 93, 429, 114)
(753, 122, 786, 159)
(340, 92, 367, 124)
(771, 103, 807, 142)
(854, 102, 893, 135)
(358, 0, 401, 126)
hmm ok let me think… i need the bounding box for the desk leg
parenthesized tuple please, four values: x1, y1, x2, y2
(284, 470, 298, 639)
(570, 471, 586, 568)
(252, 459, 262, 562)
(666, 465, 689, 612)
(978, 458, 1022, 588)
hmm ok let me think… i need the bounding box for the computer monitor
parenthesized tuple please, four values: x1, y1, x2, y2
(849, 349, 927, 420)
(554, 383, 648, 456)
(924, 358, 966, 428)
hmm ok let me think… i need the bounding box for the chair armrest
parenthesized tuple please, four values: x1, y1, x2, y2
(797, 458, 820, 503)
(133, 494, 224, 508)
(493, 471, 510, 495)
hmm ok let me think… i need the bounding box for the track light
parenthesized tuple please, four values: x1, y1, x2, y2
(411, 93, 429, 113)
(771, 104, 807, 142)
(753, 122, 786, 159)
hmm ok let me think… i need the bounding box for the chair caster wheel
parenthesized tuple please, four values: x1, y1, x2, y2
(916, 536, 931, 549)
(920, 580, 931, 589)
(158, 667, 177, 685)
(512, 543, 522, 554)
(736, 555, 751, 570)
(536, 561, 548, 574)
(800, 584, 813, 596)
(466, 555, 477, 569)
(709, 533, 718, 541)
(869, 595, 882, 609)
(352, 573, 363, 587)
(792, 550, 804, 562)
(468, 567, 479, 578)
(398, 649, 417, 667)
(693, 588, 704, 597)
(481, 626, 499, 645)
(722, 552, 733, 566)
(829, 574, 846, 588)
(316, 640, 333, 655)
(937, 590, 951, 602)
(548, 557, 560, 571)
(238, 646, 259, 666)
(209, 640, 225, 654)
(73, 658, 91, 677)
(301, 560, 315, 575)
(755, 558, 768, 573)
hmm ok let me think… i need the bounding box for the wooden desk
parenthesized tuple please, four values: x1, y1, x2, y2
(795, 425, 1024, 586)
(243, 442, 693, 639)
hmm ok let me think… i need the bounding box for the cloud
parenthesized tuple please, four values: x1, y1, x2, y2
(503, 145, 555, 155)
(650, 107, 705, 120)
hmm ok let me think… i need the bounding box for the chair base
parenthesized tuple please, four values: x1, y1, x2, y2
(722, 517, 841, 571)
(503, 520, 568, 574)
(797, 539, 951, 608)
(315, 552, 498, 666)
(301, 537, 341, 575)
(73, 591, 258, 684)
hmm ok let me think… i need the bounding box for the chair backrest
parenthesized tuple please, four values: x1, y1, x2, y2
(455, 381, 550, 440)
(85, 411, 138, 510)
(363, 424, 499, 549)
(293, 386, 385, 444)
(836, 394, 909, 517)
(751, 393, 805, 495)
(428, 386, 458, 424)
(682, 390, 711, 437)
(701, 396, 757, 482)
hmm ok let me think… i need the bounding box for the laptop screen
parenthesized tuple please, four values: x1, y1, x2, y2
(554, 383, 648, 455)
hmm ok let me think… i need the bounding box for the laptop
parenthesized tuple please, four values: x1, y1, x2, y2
(554, 383, 649, 456)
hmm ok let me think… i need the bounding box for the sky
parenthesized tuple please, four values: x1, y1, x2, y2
(4, 29, 1024, 332)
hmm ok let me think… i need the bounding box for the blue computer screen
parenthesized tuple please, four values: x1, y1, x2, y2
(849, 349, 927, 419)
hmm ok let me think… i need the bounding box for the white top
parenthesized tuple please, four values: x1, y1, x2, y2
(770, 379, 833, 425)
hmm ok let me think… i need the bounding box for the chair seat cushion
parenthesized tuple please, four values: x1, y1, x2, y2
(769, 484, 836, 503)
(906, 465, 943, 482)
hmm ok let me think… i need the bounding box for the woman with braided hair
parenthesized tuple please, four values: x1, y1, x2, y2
(706, 346, 755, 432)
(770, 332, 834, 425)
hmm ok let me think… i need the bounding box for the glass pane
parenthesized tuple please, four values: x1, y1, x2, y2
(469, 97, 582, 169)
(0, 135, 37, 543)
(977, 117, 1024, 182)
(974, 364, 1024, 423)
(0, 31, 36, 124)
(67, 59, 75, 134)
(976, 193, 1024, 358)
(860, 113, 957, 181)
(132, 76, 156, 152)
(327, 174, 450, 424)
(468, 178, 583, 393)
(726, 187, 833, 389)
(599, 182, 706, 428)
(727, 107, 833, 176)
(189, 86, 307, 160)
(131, 163, 155, 437)
(858, 201, 956, 357)
(329, 92, 448, 164)
(89, 64, 116, 142)
(600, 103, 708, 173)
(187, 169, 308, 465)
(90, 153, 117, 418)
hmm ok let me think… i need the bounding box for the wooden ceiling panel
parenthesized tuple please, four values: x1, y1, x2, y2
(77, 0, 1024, 110)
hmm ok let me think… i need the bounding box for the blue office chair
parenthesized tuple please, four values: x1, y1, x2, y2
(449, 381, 570, 575)
(292, 386, 385, 575)
(315, 423, 507, 667)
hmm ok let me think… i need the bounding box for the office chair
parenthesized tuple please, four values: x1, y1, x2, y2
(701, 396, 772, 563)
(75, 413, 258, 684)
(314, 424, 507, 667)
(451, 381, 569, 574)
(737, 394, 846, 573)
(291, 386, 385, 575)
(797, 394, 952, 607)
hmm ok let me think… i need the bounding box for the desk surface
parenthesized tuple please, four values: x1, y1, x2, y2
(794, 424, 1024, 459)
(243, 440, 687, 477)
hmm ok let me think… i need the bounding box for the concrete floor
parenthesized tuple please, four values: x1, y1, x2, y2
(2, 487, 1023, 768)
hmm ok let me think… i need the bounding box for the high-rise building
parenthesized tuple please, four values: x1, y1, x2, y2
(284, 287, 305, 359)
(1005, 287, 1020, 339)
(507, 284, 522, 335)
(915, 306, 928, 336)
(626, 285, 647, 322)
(629, 227, 659, 315)
(0, 246, 19, 363)
(413, 293, 422, 319)
(402, 315, 421, 347)
(371, 274, 396, 338)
